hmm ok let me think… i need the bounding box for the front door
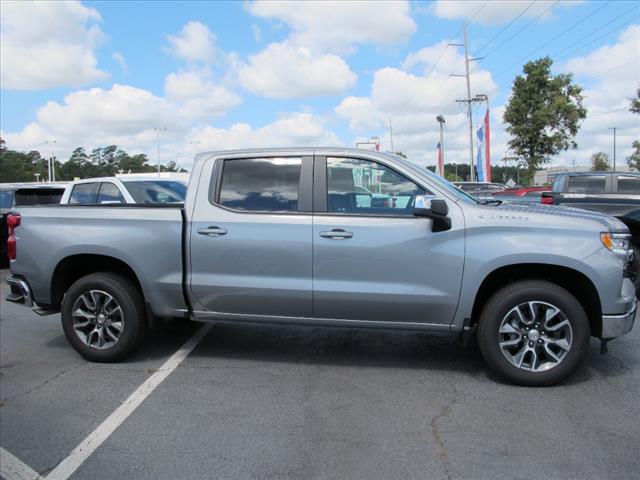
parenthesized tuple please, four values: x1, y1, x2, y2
(189, 155, 313, 317)
(312, 156, 465, 324)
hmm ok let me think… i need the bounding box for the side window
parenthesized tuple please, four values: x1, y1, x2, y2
(97, 183, 125, 204)
(617, 176, 640, 195)
(69, 183, 99, 204)
(567, 175, 606, 194)
(327, 157, 426, 215)
(218, 157, 302, 212)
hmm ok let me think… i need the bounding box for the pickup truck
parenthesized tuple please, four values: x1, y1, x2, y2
(5, 148, 637, 386)
(542, 171, 640, 294)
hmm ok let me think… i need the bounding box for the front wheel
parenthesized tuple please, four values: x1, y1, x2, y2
(477, 280, 590, 386)
(61, 272, 146, 362)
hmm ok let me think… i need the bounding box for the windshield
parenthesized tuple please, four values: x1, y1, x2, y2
(385, 154, 479, 204)
(122, 181, 186, 204)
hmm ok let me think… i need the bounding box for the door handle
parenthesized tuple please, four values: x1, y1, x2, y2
(319, 228, 353, 239)
(197, 226, 227, 237)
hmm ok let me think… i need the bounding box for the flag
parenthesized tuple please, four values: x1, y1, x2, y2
(436, 142, 444, 177)
(475, 109, 492, 182)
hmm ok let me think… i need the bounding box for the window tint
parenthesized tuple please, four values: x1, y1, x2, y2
(327, 157, 426, 215)
(218, 158, 301, 212)
(70, 183, 99, 204)
(123, 181, 186, 204)
(15, 188, 64, 206)
(0, 190, 14, 209)
(617, 176, 640, 195)
(97, 183, 125, 204)
(567, 175, 606, 194)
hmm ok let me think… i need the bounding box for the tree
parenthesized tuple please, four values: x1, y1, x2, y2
(591, 152, 611, 171)
(630, 87, 640, 115)
(627, 140, 640, 172)
(503, 56, 587, 185)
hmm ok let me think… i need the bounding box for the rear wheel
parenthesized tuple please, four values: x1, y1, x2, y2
(61, 273, 146, 362)
(477, 280, 590, 386)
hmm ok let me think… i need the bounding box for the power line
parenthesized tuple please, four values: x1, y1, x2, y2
(422, 0, 489, 78)
(473, 0, 537, 57)
(480, 0, 560, 60)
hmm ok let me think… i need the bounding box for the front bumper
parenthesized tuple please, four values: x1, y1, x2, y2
(601, 300, 637, 339)
(6, 275, 33, 307)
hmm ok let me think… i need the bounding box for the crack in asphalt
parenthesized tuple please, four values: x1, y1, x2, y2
(430, 388, 459, 480)
(1, 363, 88, 404)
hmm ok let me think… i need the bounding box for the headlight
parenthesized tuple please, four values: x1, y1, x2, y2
(601, 232, 631, 255)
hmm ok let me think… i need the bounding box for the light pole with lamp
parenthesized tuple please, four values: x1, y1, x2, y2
(44, 140, 56, 182)
(436, 115, 445, 177)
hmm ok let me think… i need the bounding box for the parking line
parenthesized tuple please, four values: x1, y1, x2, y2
(46, 322, 214, 480)
(0, 447, 43, 480)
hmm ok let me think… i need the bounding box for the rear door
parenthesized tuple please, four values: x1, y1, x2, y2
(189, 154, 314, 317)
(311, 155, 465, 325)
(558, 174, 616, 214)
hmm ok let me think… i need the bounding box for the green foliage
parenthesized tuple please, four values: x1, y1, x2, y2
(627, 140, 640, 172)
(503, 56, 587, 185)
(394, 151, 408, 158)
(630, 87, 640, 115)
(590, 152, 611, 171)
(0, 138, 184, 183)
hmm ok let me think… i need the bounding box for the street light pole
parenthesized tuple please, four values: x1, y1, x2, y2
(154, 127, 167, 176)
(44, 140, 56, 182)
(609, 127, 617, 170)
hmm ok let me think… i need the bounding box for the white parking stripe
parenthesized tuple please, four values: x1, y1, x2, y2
(0, 447, 42, 480)
(46, 322, 214, 480)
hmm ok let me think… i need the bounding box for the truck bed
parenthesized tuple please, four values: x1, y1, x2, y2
(9, 204, 187, 318)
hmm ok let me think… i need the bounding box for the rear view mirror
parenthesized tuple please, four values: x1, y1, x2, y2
(413, 195, 452, 232)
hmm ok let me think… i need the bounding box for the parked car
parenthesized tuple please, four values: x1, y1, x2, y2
(453, 181, 507, 196)
(60, 176, 187, 204)
(1, 182, 67, 266)
(6, 149, 635, 386)
(492, 186, 552, 204)
(542, 171, 640, 295)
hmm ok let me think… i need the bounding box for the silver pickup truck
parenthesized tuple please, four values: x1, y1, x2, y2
(5, 148, 636, 386)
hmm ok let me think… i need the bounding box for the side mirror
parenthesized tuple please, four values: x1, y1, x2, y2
(413, 195, 452, 232)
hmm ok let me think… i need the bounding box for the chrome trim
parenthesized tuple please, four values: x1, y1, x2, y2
(6, 276, 34, 307)
(601, 300, 637, 339)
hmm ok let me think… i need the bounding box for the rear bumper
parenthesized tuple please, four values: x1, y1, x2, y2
(601, 300, 637, 339)
(6, 275, 34, 307)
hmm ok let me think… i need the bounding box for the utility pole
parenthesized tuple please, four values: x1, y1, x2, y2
(388, 118, 394, 153)
(154, 127, 167, 176)
(451, 24, 482, 182)
(609, 127, 617, 170)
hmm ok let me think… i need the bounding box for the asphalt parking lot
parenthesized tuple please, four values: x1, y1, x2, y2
(1, 269, 639, 480)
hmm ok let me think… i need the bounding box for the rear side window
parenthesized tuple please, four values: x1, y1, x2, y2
(97, 183, 125, 204)
(0, 190, 14, 208)
(15, 188, 64, 206)
(617, 176, 640, 194)
(123, 181, 186, 204)
(567, 175, 606, 194)
(69, 183, 99, 204)
(218, 158, 301, 212)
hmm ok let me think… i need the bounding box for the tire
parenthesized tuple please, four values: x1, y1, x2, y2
(477, 280, 590, 387)
(61, 272, 146, 362)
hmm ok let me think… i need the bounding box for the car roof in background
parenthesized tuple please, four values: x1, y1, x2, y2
(70, 176, 186, 184)
(1, 182, 68, 191)
(555, 171, 640, 177)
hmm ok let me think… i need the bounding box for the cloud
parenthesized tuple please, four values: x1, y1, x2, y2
(164, 70, 242, 118)
(189, 113, 341, 152)
(559, 24, 640, 165)
(429, 0, 576, 26)
(166, 21, 216, 63)
(1, 0, 107, 90)
(112, 52, 128, 73)
(246, 0, 416, 54)
(238, 42, 357, 98)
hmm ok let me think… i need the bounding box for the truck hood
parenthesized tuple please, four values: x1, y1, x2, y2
(491, 202, 628, 232)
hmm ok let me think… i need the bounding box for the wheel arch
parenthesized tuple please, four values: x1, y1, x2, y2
(471, 263, 603, 337)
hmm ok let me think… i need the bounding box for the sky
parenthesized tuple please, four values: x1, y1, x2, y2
(0, 0, 638, 171)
